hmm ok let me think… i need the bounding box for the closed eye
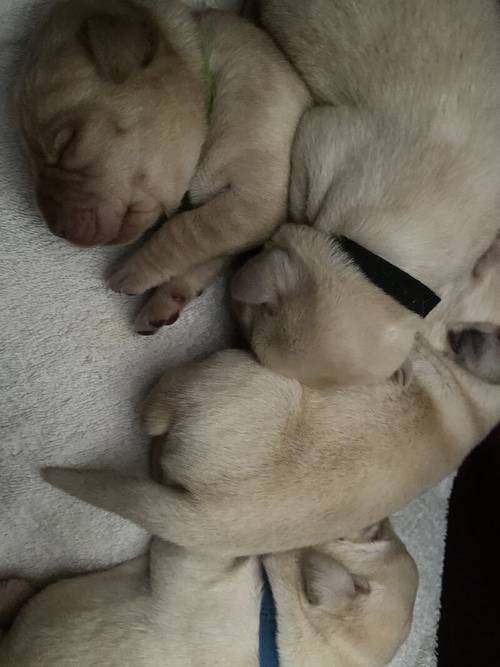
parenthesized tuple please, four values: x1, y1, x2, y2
(52, 126, 78, 163)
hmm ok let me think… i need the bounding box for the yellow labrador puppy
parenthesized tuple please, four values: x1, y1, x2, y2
(16, 0, 309, 332)
(231, 0, 500, 386)
(266, 522, 418, 667)
(44, 237, 500, 556)
(0, 543, 262, 667)
(0, 520, 416, 667)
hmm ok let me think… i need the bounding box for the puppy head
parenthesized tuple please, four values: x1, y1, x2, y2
(16, 0, 207, 246)
(301, 521, 418, 666)
(434, 237, 500, 382)
(231, 224, 419, 387)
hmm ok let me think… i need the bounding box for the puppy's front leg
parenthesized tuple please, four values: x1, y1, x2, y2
(108, 154, 284, 295)
(134, 257, 229, 335)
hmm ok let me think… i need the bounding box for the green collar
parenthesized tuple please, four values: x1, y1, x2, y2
(201, 51, 216, 117)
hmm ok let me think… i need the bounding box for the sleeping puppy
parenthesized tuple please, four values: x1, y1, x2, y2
(0, 521, 416, 667)
(42, 237, 500, 557)
(16, 0, 309, 332)
(267, 521, 418, 667)
(0, 543, 262, 666)
(231, 0, 500, 385)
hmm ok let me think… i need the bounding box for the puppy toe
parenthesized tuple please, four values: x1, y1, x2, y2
(134, 285, 189, 334)
(108, 271, 142, 295)
(108, 263, 154, 295)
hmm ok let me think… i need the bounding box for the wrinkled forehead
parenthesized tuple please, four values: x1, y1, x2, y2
(17, 31, 94, 137)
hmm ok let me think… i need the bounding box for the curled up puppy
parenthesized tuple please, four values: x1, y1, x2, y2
(0, 543, 262, 666)
(232, 0, 500, 386)
(15, 0, 309, 332)
(0, 519, 417, 667)
(43, 237, 500, 557)
(265, 521, 418, 667)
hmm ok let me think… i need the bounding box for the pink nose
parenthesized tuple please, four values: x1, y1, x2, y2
(37, 191, 101, 246)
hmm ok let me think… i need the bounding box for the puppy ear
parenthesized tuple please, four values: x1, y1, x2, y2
(231, 247, 305, 306)
(79, 13, 159, 84)
(326, 521, 395, 571)
(473, 236, 500, 280)
(302, 551, 368, 614)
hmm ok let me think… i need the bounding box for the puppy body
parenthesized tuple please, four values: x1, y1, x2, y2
(232, 0, 500, 384)
(260, 0, 500, 289)
(267, 522, 418, 667)
(0, 522, 416, 667)
(0, 542, 262, 666)
(44, 245, 500, 557)
(17, 0, 309, 330)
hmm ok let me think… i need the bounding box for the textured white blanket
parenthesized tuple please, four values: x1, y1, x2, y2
(0, 1, 447, 665)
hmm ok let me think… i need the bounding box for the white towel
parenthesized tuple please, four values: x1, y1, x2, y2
(0, 2, 447, 665)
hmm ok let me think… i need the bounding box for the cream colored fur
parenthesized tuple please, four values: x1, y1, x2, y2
(42, 241, 500, 557)
(231, 0, 500, 385)
(0, 543, 262, 666)
(267, 521, 418, 667)
(0, 520, 416, 667)
(16, 0, 309, 333)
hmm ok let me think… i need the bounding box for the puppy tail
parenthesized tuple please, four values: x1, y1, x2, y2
(43, 468, 215, 548)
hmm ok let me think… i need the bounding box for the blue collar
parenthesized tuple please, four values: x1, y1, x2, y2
(259, 566, 279, 666)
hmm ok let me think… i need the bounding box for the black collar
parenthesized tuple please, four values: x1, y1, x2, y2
(336, 236, 441, 317)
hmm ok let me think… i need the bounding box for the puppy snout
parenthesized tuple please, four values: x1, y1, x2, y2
(448, 328, 485, 356)
(39, 198, 98, 246)
(60, 205, 99, 246)
(36, 186, 115, 247)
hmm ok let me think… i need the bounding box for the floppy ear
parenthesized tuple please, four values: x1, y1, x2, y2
(231, 247, 305, 306)
(79, 13, 159, 84)
(302, 551, 368, 614)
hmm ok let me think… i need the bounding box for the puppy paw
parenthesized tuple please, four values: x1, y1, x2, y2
(135, 281, 192, 335)
(0, 579, 35, 627)
(108, 253, 174, 295)
(108, 262, 152, 295)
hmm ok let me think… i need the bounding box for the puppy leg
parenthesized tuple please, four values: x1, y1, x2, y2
(135, 257, 228, 335)
(108, 152, 284, 295)
(0, 579, 35, 628)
